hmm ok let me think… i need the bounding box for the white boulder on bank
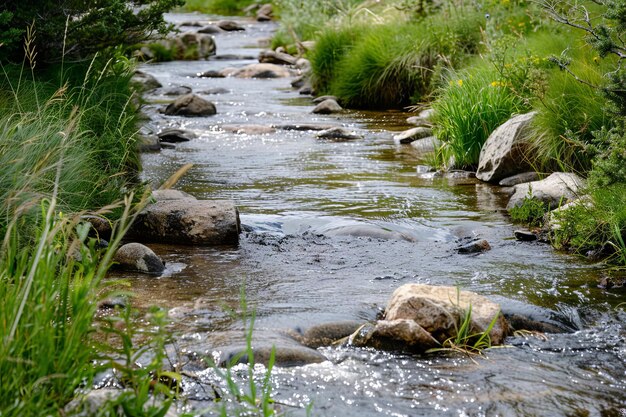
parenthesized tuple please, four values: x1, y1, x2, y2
(506, 172, 586, 210)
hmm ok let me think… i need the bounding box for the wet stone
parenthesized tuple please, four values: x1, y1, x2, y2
(316, 127, 362, 141)
(457, 239, 491, 254)
(158, 128, 195, 143)
(514, 230, 538, 242)
(312, 99, 342, 114)
(217, 20, 245, 31)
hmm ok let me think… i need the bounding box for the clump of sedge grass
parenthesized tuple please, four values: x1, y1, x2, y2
(432, 66, 529, 168)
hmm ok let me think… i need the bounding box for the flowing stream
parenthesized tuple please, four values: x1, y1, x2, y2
(126, 13, 626, 416)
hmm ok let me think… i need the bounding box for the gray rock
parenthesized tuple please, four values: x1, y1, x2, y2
(276, 123, 336, 131)
(128, 199, 240, 245)
(164, 94, 216, 117)
(114, 243, 165, 275)
(316, 127, 363, 141)
(210, 54, 255, 60)
(196, 70, 225, 78)
(157, 128, 195, 142)
(295, 58, 311, 70)
(410, 136, 441, 153)
(350, 284, 507, 353)
(217, 20, 245, 31)
(506, 172, 586, 210)
(198, 25, 222, 34)
(153, 86, 192, 96)
(499, 171, 540, 186)
(406, 115, 431, 127)
(138, 134, 161, 152)
(258, 49, 296, 65)
(419, 108, 435, 120)
(291, 76, 306, 89)
(256, 3, 273, 20)
(476, 112, 536, 183)
(224, 63, 294, 79)
(198, 87, 230, 95)
(458, 239, 491, 254)
(323, 224, 416, 242)
(312, 99, 343, 114)
(82, 215, 113, 240)
(299, 86, 314, 95)
(131, 71, 161, 90)
(288, 321, 364, 348)
(313, 95, 339, 104)
(394, 127, 434, 144)
(152, 189, 196, 201)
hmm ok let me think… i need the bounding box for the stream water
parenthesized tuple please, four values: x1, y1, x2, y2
(128, 13, 626, 416)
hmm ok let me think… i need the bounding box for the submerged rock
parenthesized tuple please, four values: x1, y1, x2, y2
(506, 172, 586, 210)
(113, 243, 165, 275)
(476, 112, 536, 183)
(514, 230, 538, 242)
(225, 63, 294, 79)
(164, 94, 216, 117)
(457, 239, 491, 254)
(217, 20, 245, 31)
(288, 321, 365, 348)
(350, 284, 508, 353)
(316, 127, 362, 141)
(157, 128, 195, 143)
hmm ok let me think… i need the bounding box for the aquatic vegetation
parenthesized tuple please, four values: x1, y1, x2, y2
(509, 186, 548, 226)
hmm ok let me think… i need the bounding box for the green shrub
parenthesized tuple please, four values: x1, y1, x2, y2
(551, 184, 626, 263)
(432, 66, 529, 168)
(508, 189, 547, 227)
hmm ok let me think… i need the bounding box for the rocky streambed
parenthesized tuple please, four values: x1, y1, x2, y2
(104, 12, 626, 417)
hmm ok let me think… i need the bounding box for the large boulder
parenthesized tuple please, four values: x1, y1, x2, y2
(506, 172, 586, 210)
(113, 243, 165, 275)
(476, 112, 536, 183)
(128, 199, 241, 245)
(350, 284, 508, 353)
(164, 94, 216, 117)
(224, 63, 294, 78)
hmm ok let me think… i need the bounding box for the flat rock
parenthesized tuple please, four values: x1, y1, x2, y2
(394, 127, 433, 144)
(406, 115, 431, 127)
(157, 128, 195, 143)
(152, 189, 196, 201)
(128, 199, 240, 246)
(217, 20, 245, 31)
(499, 171, 540, 186)
(276, 123, 336, 131)
(312, 98, 342, 114)
(113, 242, 165, 275)
(197, 87, 230, 95)
(316, 127, 363, 141)
(138, 134, 160, 152)
(225, 63, 294, 79)
(210, 54, 255, 60)
(164, 94, 216, 117)
(506, 172, 586, 210)
(476, 112, 536, 183)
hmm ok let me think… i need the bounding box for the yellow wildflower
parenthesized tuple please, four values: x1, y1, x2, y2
(490, 81, 505, 87)
(457, 79, 463, 87)
(593, 56, 600, 64)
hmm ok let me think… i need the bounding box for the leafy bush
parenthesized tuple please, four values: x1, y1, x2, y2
(0, 0, 184, 64)
(508, 188, 547, 226)
(551, 184, 626, 263)
(432, 66, 529, 168)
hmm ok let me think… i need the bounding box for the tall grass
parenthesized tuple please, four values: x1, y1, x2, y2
(0, 192, 140, 416)
(184, 0, 257, 15)
(309, 7, 484, 109)
(432, 66, 529, 168)
(0, 59, 140, 230)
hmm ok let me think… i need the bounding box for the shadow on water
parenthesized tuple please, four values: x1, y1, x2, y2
(110, 12, 626, 416)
